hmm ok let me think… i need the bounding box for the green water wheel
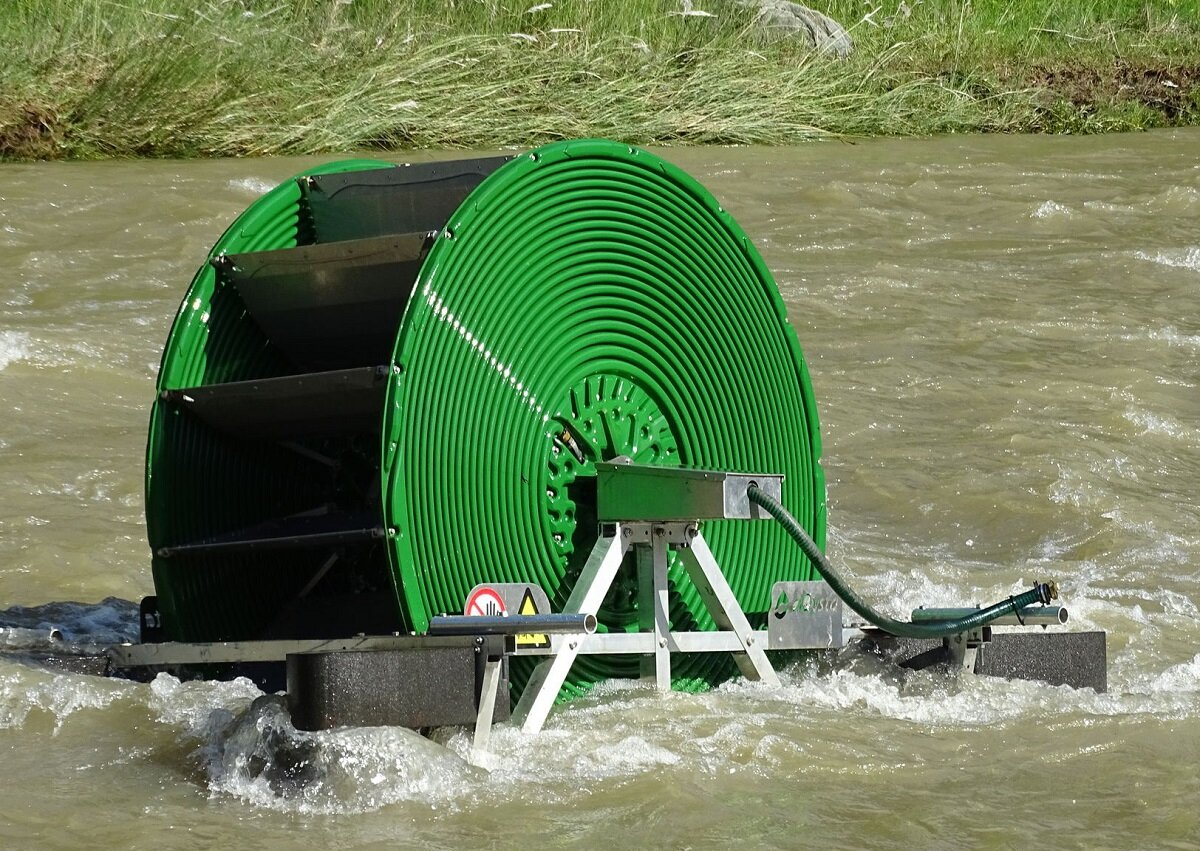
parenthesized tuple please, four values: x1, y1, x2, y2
(146, 140, 825, 695)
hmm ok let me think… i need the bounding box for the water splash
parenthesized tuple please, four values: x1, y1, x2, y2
(1134, 246, 1200, 273)
(1132, 325, 1200, 353)
(149, 676, 478, 814)
(226, 177, 276, 196)
(0, 598, 139, 646)
(0, 665, 132, 732)
(0, 330, 31, 371)
(1032, 200, 1071, 219)
(1123, 407, 1197, 443)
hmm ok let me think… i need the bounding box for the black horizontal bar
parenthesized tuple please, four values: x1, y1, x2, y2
(216, 232, 433, 371)
(304, 156, 513, 242)
(162, 365, 388, 438)
(156, 509, 384, 558)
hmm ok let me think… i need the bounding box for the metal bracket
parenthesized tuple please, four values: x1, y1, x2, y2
(944, 628, 989, 672)
(510, 530, 628, 733)
(767, 581, 844, 650)
(511, 521, 780, 734)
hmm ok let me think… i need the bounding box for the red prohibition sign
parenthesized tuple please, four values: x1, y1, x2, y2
(465, 587, 507, 617)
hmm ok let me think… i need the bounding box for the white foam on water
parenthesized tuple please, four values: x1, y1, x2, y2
(27, 338, 114, 370)
(763, 649, 1200, 728)
(0, 330, 32, 371)
(852, 566, 1020, 623)
(226, 177, 277, 197)
(0, 665, 132, 732)
(456, 693, 685, 786)
(1133, 246, 1200, 273)
(1123, 407, 1196, 443)
(767, 664, 1058, 727)
(1128, 325, 1200, 352)
(1159, 589, 1200, 619)
(208, 708, 479, 814)
(144, 675, 481, 815)
(1032, 200, 1071, 219)
(148, 673, 264, 733)
(1141, 653, 1200, 696)
(1145, 184, 1200, 214)
(1048, 462, 1108, 510)
(163, 674, 700, 815)
(0, 332, 134, 373)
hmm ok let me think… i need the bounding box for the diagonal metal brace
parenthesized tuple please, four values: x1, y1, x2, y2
(677, 531, 780, 687)
(513, 521, 780, 734)
(511, 529, 630, 733)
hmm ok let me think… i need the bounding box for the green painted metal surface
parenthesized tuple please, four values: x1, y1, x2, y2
(146, 140, 825, 695)
(146, 159, 395, 644)
(380, 140, 824, 693)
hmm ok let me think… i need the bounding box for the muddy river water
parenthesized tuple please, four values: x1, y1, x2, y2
(1, 129, 1198, 848)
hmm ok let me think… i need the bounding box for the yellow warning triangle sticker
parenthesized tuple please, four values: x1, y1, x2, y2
(515, 587, 550, 649)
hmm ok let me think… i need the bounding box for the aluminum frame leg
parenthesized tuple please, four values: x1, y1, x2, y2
(638, 530, 672, 691)
(471, 655, 503, 764)
(512, 529, 630, 733)
(678, 532, 780, 687)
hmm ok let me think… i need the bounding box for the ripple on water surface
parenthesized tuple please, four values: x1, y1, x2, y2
(1, 131, 1199, 846)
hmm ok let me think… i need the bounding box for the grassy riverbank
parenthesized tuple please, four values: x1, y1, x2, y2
(2, 0, 1198, 159)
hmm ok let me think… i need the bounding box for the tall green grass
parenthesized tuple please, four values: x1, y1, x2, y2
(1, 0, 1197, 159)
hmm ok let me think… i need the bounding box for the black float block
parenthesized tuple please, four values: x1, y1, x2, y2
(977, 631, 1107, 692)
(286, 636, 510, 731)
(858, 630, 1107, 693)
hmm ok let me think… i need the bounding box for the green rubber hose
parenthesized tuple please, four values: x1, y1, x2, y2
(746, 485, 1057, 638)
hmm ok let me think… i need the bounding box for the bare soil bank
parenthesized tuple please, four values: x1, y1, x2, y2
(1030, 62, 1200, 123)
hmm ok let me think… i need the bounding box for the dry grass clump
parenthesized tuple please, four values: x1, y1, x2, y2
(1, 0, 1197, 159)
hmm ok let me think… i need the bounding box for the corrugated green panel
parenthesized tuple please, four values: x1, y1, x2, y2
(380, 140, 825, 693)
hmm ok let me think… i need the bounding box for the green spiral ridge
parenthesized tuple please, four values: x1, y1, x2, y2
(381, 140, 826, 692)
(146, 141, 826, 694)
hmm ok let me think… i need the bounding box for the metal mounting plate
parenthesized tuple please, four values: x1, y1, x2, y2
(594, 463, 783, 521)
(768, 580, 845, 649)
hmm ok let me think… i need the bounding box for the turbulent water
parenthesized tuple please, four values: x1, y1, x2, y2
(2, 130, 1198, 849)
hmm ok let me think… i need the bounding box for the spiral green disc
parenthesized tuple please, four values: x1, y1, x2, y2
(382, 140, 825, 692)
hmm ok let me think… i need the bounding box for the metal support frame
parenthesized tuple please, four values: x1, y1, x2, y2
(471, 654, 504, 762)
(944, 629, 985, 672)
(679, 532, 780, 686)
(510, 530, 628, 733)
(512, 521, 780, 734)
(637, 530, 671, 690)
